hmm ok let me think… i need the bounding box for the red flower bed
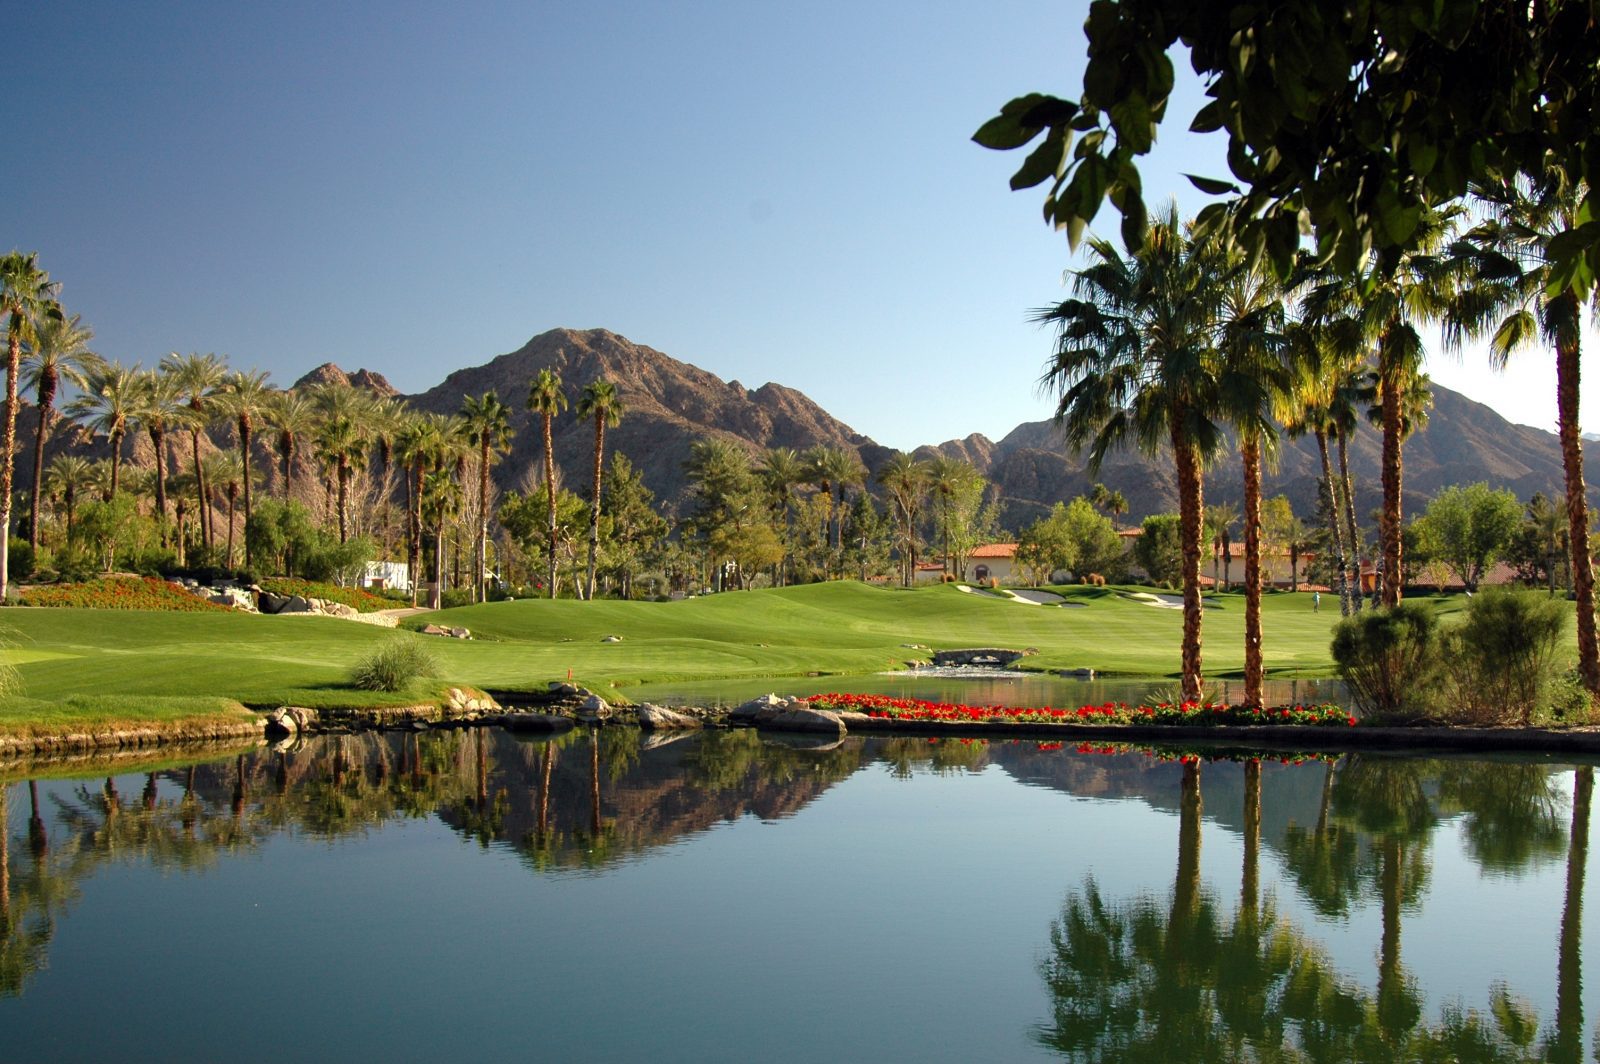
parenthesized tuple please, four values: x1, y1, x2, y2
(21, 576, 235, 612)
(804, 692, 1356, 728)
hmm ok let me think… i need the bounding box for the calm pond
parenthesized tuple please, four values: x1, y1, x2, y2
(0, 726, 1592, 1061)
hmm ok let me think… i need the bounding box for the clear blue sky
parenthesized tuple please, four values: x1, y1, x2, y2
(7, 1, 1592, 451)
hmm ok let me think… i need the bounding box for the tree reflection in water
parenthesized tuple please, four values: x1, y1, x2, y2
(1037, 753, 1598, 1061)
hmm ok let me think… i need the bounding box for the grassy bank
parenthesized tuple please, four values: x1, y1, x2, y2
(0, 581, 1363, 724)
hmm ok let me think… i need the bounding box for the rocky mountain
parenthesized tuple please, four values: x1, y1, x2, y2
(21, 325, 1580, 537)
(406, 328, 893, 511)
(923, 386, 1581, 527)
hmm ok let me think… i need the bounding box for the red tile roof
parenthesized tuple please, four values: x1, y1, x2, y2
(970, 542, 1018, 558)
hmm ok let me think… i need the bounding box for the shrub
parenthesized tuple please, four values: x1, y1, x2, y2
(1330, 602, 1443, 720)
(439, 588, 475, 609)
(20, 576, 233, 612)
(1442, 587, 1569, 725)
(349, 637, 437, 692)
(7, 537, 34, 582)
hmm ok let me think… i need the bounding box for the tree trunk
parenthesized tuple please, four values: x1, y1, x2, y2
(477, 439, 490, 603)
(1379, 335, 1404, 607)
(1174, 759, 1202, 928)
(0, 330, 19, 598)
(586, 418, 604, 601)
(407, 461, 422, 608)
(1242, 435, 1264, 709)
(1172, 417, 1205, 702)
(28, 372, 56, 551)
(1316, 429, 1351, 614)
(543, 413, 558, 600)
(336, 456, 350, 543)
(280, 436, 294, 502)
(150, 426, 168, 535)
(191, 429, 210, 550)
(1336, 427, 1363, 613)
(590, 729, 603, 837)
(240, 417, 254, 566)
(225, 489, 236, 567)
(1554, 766, 1592, 1063)
(431, 516, 444, 609)
(1555, 322, 1599, 700)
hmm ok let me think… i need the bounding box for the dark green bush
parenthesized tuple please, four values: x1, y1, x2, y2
(7, 537, 34, 582)
(350, 637, 438, 693)
(1330, 602, 1443, 720)
(1443, 587, 1569, 725)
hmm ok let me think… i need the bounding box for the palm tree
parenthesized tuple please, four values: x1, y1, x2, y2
(526, 369, 567, 600)
(364, 395, 409, 555)
(161, 352, 229, 552)
(65, 361, 138, 503)
(1036, 206, 1231, 700)
(207, 450, 246, 567)
(576, 379, 623, 600)
(393, 412, 437, 607)
(42, 455, 95, 542)
(1447, 176, 1600, 699)
(21, 313, 97, 550)
(1301, 208, 1457, 606)
(216, 370, 272, 564)
(808, 446, 864, 570)
(309, 383, 370, 543)
(264, 389, 318, 504)
(758, 446, 806, 585)
(0, 253, 63, 597)
(460, 391, 513, 602)
(1204, 503, 1237, 591)
(1212, 249, 1289, 708)
(420, 467, 462, 609)
(128, 368, 183, 539)
(875, 452, 929, 587)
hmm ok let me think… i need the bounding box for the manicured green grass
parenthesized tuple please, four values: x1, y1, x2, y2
(0, 693, 259, 739)
(0, 582, 1537, 731)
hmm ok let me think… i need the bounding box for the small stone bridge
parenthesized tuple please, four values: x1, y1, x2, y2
(931, 648, 1025, 668)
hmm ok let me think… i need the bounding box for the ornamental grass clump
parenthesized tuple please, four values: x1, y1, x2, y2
(1442, 587, 1569, 725)
(350, 637, 437, 692)
(1329, 602, 1444, 721)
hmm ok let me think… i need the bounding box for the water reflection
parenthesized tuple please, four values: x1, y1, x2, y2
(0, 730, 1596, 1061)
(1036, 751, 1596, 1061)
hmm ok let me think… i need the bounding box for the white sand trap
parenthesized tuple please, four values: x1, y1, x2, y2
(1123, 591, 1185, 609)
(955, 585, 1007, 599)
(1009, 589, 1065, 606)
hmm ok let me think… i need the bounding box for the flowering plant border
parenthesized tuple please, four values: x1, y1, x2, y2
(804, 692, 1356, 728)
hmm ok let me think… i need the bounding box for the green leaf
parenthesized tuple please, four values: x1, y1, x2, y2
(1118, 193, 1149, 251)
(973, 94, 1069, 150)
(1185, 173, 1239, 196)
(1010, 128, 1068, 190)
(1190, 99, 1226, 135)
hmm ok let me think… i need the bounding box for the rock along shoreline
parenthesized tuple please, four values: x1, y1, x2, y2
(9, 687, 1600, 762)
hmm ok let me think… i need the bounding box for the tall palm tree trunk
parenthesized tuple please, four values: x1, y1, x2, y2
(280, 438, 295, 502)
(1174, 760, 1202, 928)
(1241, 435, 1264, 708)
(0, 333, 20, 596)
(1379, 346, 1404, 607)
(0, 786, 9, 932)
(108, 429, 123, 502)
(28, 371, 57, 550)
(239, 418, 254, 565)
(543, 413, 557, 600)
(336, 457, 351, 543)
(431, 514, 444, 610)
(585, 418, 604, 601)
(1172, 419, 1205, 702)
(1554, 766, 1592, 1063)
(477, 441, 491, 603)
(1336, 428, 1363, 613)
(225, 489, 237, 567)
(149, 427, 169, 534)
(191, 430, 210, 550)
(1315, 430, 1351, 615)
(407, 462, 423, 607)
(1556, 326, 1600, 698)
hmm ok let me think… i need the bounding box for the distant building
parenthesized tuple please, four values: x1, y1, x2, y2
(363, 560, 412, 593)
(915, 542, 1020, 585)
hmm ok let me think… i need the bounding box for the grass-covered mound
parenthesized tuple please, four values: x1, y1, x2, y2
(805, 692, 1356, 727)
(259, 578, 392, 613)
(20, 576, 231, 612)
(0, 693, 259, 739)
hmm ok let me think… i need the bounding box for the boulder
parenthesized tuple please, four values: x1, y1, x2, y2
(576, 693, 612, 723)
(548, 681, 582, 696)
(265, 706, 319, 736)
(323, 602, 359, 620)
(601, 634, 623, 643)
(728, 693, 790, 725)
(257, 591, 291, 614)
(208, 587, 257, 611)
(449, 627, 471, 639)
(420, 624, 448, 636)
(758, 705, 847, 737)
(280, 595, 313, 614)
(636, 703, 702, 730)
